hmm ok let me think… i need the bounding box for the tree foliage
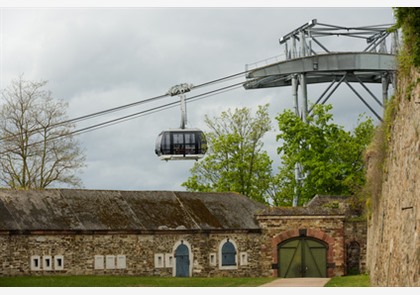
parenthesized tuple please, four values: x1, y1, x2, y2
(0, 76, 86, 189)
(182, 104, 273, 204)
(274, 104, 375, 206)
(392, 7, 420, 70)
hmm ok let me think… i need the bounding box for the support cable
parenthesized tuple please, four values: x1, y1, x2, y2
(0, 79, 246, 155)
(0, 70, 250, 144)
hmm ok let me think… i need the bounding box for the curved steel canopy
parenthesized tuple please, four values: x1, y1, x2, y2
(244, 52, 396, 89)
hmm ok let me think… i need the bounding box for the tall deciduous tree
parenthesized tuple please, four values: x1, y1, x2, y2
(182, 104, 273, 204)
(0, 76, 86, 189)
(274, 104, 375, 206)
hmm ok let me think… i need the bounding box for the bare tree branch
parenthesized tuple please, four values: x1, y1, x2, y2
(0, 75, 86, 189)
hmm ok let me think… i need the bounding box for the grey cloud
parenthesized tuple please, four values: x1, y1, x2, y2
(1, 7, 395, 191)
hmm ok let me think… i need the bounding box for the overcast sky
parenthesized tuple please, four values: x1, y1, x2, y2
(0, 3, 400, 191)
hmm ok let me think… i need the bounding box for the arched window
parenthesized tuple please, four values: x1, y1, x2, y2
(221, 239, 237, 266)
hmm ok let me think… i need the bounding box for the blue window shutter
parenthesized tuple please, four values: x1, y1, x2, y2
(221, 241, 236, 266)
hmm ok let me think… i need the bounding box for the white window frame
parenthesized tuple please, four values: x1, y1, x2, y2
(154, 253, 165, 268)
(54, 255, 64, 270)
(240, 252, 248, 266)
(43, 255, 53, 271)
(94, 255, 104, 270)
(209, 253, 217, 266)
(106, 255, 116, 269)
(116, 255, 126, 269)
(165, 253, 174, 268)
(30, 255, 41, 271)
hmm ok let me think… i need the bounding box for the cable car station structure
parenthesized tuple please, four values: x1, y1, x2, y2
(243, 19, 399, 205)
(244, 19, 398, 121)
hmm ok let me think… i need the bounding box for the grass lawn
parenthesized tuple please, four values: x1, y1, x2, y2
(326, 274, 370, 287)
(0, 274, 370, 287)
(0, 276, 275, 287)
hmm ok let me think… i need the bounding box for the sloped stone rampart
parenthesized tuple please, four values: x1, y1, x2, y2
(367, 69, 420, 287)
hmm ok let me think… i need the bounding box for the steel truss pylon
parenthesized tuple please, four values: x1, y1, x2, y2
(243, 19, 399, 206)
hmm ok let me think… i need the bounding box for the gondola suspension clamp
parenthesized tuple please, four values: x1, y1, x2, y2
(167, 83, 193, 130)
(167, 83, 193, 96)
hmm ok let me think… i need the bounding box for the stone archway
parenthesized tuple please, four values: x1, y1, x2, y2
(272, 229, 335, 277)
(278, 236, 327, 277)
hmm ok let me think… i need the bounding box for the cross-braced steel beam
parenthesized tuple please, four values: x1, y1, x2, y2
(244, 19, 400, 206)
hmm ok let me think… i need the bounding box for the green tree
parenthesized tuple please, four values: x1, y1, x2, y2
(392, 7, 420, 70)
(0, 76, 86, 189)
(274, 104, 375, 206)
(182, 104, 273, 204)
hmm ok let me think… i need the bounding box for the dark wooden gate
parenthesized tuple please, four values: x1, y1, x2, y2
(278, 237, 327, 278)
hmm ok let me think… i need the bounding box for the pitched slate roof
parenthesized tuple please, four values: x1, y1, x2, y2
(0, 189, 267, 232)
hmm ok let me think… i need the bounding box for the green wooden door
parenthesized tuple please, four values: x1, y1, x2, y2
(278, 237, 327, 278)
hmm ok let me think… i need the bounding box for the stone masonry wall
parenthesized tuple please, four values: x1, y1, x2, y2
(344, 221, 367, 274)
(0, 231, 263, 277)
(367, 69, 420, 287)
(256, 215, 367, 277)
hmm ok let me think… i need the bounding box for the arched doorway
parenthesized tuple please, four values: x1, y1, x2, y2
(175, 243, 190, 277)
(278, 237, 327, 278)
(346, 241, 361, 275)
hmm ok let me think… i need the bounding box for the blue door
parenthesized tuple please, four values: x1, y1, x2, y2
(175, 244, 189, 277)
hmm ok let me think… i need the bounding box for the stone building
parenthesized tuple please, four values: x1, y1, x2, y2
(0, 189, 366, 278)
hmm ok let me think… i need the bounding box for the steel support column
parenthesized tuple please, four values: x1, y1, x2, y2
(300, 73, 308, 123)
(382, 74, 390, 104)
(292, 75, 299, 116)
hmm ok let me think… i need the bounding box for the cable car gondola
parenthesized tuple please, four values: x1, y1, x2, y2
(155, 84, 207, 161)
(155, 128, 207, 161)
